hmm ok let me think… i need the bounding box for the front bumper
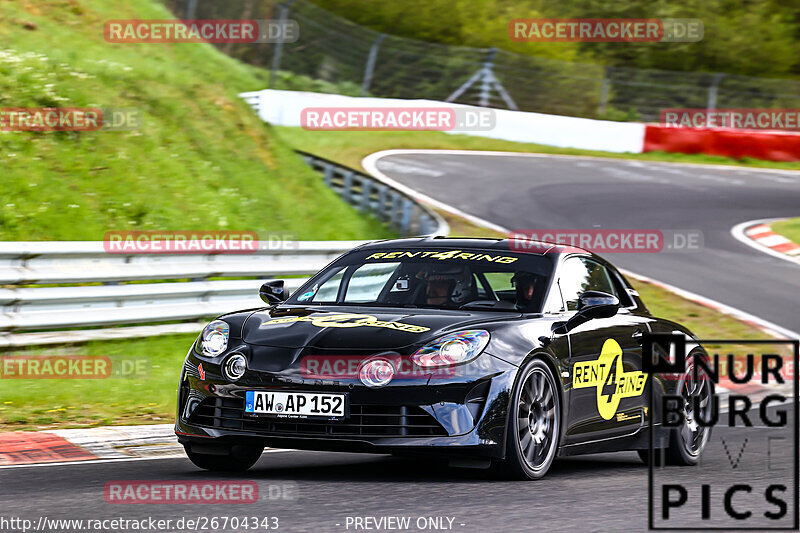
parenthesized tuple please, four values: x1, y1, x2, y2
(175, 348, 517, 459)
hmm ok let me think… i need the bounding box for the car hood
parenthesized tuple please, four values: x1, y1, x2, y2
(242, 305, 518, 350)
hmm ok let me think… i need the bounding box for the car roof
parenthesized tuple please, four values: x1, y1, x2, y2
(356, 236, 590, 258)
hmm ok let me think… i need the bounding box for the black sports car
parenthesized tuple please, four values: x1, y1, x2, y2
(175, 237, 712, 479)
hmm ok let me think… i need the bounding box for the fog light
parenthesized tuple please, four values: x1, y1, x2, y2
(223, 353, 247, 381)
(359, 358, 395, 388)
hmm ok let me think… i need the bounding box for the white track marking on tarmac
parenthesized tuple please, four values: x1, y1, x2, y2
(740, 173, 796, 184)
(363, 149, 800, 342)
(362, 148, 800, 175)
(731, 218, 800, 268)
(0, 448, 298, 470)
(624, 161, 745, 186)
(599, 165, 664, 183)
(697, 174, 744, 186)
(375, 159, 445, 177)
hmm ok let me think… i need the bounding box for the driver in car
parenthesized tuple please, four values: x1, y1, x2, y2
(513, 272, 537, 309)
(417, 265, 475, 307)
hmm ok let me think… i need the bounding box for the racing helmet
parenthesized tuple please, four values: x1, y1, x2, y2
(511, 271, 537, 286)
(416, 264, 475, 304)
(512, 271, 538, 306)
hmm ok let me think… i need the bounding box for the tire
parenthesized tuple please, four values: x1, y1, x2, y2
(497, 358, 561, 480)
(184, 443, 264, 472)
(639, 353, 713, 466)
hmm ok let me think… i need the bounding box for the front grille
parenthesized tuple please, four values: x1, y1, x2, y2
(189, 397, 448, 438)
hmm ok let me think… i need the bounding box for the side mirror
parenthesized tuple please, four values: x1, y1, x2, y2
(576, 291, 620, 319)
(259, 280, 287, 304)
(553, 291, 620, 334)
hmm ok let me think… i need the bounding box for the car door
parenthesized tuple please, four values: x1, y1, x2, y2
(557, 256, 654, 444)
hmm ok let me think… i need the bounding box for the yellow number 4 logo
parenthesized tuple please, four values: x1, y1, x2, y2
(573, 339, 646, 420)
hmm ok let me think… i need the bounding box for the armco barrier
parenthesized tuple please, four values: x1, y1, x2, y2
(0, 241, 366, 346)
(296, 151, 446, 236)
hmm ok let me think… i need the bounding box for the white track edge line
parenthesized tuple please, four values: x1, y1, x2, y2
(362, 148, 800, 175)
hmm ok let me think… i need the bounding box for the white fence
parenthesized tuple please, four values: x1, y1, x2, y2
(240, 89, 646, 154)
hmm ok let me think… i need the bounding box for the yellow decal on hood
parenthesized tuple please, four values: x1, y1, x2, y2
(573, 338, 646, 420)
(365, 250, 518, 264)
(263, 313, 430, 333)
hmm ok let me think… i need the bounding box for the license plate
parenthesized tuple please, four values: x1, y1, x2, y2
(244, 391, 347, 419)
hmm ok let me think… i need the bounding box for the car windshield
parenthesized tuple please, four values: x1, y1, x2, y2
(286, 248, 554, 312)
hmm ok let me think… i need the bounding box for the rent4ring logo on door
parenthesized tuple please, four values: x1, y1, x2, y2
(573, 339, 646, 420)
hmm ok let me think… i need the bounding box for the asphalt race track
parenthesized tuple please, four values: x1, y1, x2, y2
(372, 151, 800, 335)
(4, 153, 799, 532)
(1, 407, 796, 532)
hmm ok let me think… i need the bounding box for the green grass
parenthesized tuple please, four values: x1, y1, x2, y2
(630, 280, 775, 341)
(0, 0, 391, 240)
(771, 218, 800, 246)
(275, 127, 800, 171)
(0, 333, 195, 430)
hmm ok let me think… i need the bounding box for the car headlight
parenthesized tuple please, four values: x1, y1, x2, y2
(411, 330, 490, 367)
(199, 320, 230, 357)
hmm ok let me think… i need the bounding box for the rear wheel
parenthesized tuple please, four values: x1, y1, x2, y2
(184, 443, 264, 472)
(639, 356, 712, 466)
(498, 359, 561, 480)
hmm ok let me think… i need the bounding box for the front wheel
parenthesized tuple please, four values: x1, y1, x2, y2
(498, 358, 561, 480)
(184, 443, 264, 472)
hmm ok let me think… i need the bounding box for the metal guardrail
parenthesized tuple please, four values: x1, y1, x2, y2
(296, 151, 446, 237)
(0, 241, 365, 343)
